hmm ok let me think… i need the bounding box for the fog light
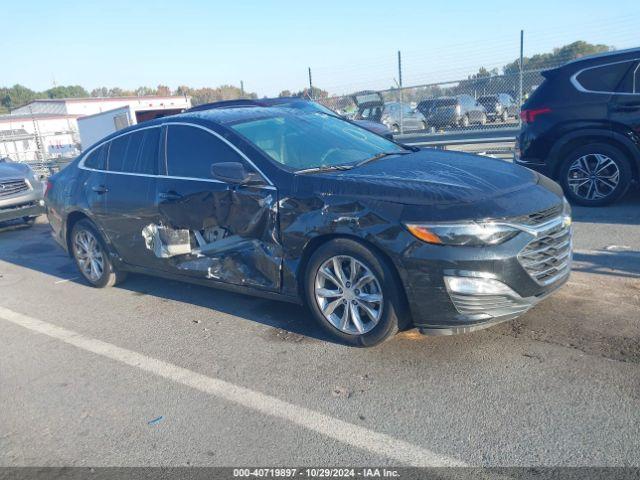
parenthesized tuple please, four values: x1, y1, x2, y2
(444, 276, 518, 296)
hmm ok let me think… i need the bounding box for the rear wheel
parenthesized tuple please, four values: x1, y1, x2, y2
(460, 115, 470, 128)
(71, 219, 127, 287)
(559, 143, 631, 206)
(479, 113, 487, 126)
(304, 239, 407, 347)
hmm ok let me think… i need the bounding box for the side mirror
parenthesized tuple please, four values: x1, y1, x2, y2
(211, 162, 262, 185)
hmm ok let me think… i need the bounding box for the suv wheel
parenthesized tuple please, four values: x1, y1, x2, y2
(305, 239, 407, 347)
(559, 143, 631, 206)
(501, 110, 509, 122)
(460, 115, 470, 128)
(71, 219, 127, 287)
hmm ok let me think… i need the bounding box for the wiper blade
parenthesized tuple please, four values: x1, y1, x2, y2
(295, 164, 354, 175)
(355, 151, 411, 167)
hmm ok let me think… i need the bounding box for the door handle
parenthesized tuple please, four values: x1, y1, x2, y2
(614, 102, 640, 112)
(158, 191, 183, 201)
(92, 185, 108, 194)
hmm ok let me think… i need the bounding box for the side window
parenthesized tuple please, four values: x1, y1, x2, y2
(575, 61, 635, 93)
(130, 128, 160, 174)
(107, 131, 143, 173)
(165, 125, 246, 179)
(84, 144, 108, 170)
(617, 62, 640, 94)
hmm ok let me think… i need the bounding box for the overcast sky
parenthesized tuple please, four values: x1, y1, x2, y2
(3, 0, 639, 97)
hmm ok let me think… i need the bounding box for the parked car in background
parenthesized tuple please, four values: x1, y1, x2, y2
(420, 95, 487, 129)
(0, 159, 45, 226)
(477, 93, 519, 122)
(190, 97, 394, 139)
(382, 102, 427, 133)
(46, 105, 571, 346)
(516, 47, 640, 206)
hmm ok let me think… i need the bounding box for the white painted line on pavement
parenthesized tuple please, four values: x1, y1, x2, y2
(0, 305, 466, 467)
(54, 276, 79, 284)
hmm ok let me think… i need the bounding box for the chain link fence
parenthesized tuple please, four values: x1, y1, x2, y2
(315, 67, 554, 137)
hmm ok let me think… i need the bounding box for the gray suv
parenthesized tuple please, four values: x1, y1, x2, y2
(420, 95, 487, 129)
(0, 158, 45, 226)
(381, 102, 427, 133)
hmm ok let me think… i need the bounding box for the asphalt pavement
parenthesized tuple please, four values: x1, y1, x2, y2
(0, 190, 638, 467)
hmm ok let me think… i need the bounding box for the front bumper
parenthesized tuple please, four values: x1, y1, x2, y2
(0, 200, 45, 223)
(398, 213, 572, 335)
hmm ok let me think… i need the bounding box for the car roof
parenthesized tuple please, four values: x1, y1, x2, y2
(561, 47, 640, 69)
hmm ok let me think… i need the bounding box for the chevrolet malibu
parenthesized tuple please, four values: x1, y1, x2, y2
(45, 106, 572, 347)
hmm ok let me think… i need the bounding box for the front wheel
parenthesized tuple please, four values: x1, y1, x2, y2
(559, 143, 632, 206)
(304, 239, 408, 347)
(71, 219, 127, 287)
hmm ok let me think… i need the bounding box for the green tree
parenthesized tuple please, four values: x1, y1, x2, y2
(0, 84, 38, 111)
(91, 87, 109, 97)
(503, 40, 611, 74)
(45, 85, 89, 99)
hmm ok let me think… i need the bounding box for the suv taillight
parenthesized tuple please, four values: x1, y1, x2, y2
(44, 180, 53, 198)
(520, 107, 551, 123)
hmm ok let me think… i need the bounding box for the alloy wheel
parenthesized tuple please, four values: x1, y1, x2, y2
(73, 229, 105, 282)
(567, 153, 620, 201)
(314, 255, 383, 335)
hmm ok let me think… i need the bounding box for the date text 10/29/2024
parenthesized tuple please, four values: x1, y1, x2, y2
(233, 468, 400, 478)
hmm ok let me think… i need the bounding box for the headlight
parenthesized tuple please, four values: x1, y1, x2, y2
(562, 197, 572, 228)
(405, 222, 520, 246)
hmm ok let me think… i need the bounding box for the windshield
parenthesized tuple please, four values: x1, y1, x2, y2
(230, 112, 404, 171)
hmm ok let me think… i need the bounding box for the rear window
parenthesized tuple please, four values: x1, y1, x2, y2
(617, 62, 640, 94)
(84, 145, 108, 170)
(575, 61, 635, 93)
(434, 99, 456, 107)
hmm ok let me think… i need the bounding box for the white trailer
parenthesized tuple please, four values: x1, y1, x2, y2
(77, 102, 187, 150)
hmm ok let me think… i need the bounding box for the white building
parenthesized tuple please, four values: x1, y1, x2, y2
(0, 96, 191, 162)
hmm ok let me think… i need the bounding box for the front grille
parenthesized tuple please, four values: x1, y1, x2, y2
(0, 201, 37, 212)
(512, 204, 563, 226)
(449, 292, 531, 317)
(0, 179, 30, 198)
(518, 220, 572, 286)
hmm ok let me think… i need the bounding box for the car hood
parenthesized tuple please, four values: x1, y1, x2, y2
(292, 149, 564, 220)
(0, 161, 31, 180)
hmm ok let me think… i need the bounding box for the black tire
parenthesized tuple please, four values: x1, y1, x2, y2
(460, 115, 470, 128)
(71, 219, 127, 288)
(304, 238, 408, 347)
(559, 143, 632, 206)
(479, 114, 487, 126)
(501, 110, 509, 123)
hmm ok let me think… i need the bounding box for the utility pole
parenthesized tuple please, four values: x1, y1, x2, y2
(308, 67, 313, 100)
(398, 50, 404, 135)
(240, 80, 245, 98)
(519, 30, 524, 126)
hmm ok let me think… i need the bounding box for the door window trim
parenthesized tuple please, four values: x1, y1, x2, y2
(78, 122, 274, 187)
(162, 122, 274, 186)
(570, 58, 640, 95)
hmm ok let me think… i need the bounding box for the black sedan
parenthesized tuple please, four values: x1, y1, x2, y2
(45, 106, 572, 346)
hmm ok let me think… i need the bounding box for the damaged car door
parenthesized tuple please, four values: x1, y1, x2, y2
(151, 123, 281, 291)
(99, 126, 166, 270)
